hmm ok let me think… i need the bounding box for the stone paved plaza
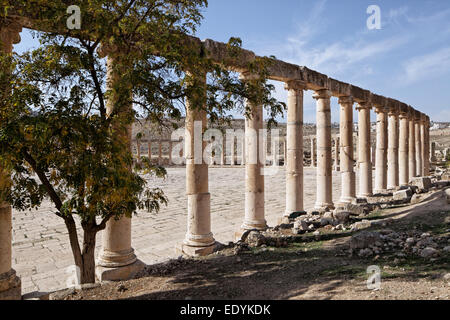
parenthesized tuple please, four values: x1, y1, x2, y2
(12, 166, 352, 295)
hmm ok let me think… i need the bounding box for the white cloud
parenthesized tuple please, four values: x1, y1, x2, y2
(254, 2, 411, 81)
(401, 47, 450, 84)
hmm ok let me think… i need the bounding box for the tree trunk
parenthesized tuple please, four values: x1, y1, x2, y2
(80, 225, 97, 284)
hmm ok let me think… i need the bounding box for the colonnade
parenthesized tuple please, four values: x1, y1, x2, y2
(0, 18, 433, 299)
(135, 139, 176, 165)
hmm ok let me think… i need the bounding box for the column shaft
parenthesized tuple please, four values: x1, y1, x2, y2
(136, 140, 141, 160)
(310, 138, 316, 167)
(357, 102, 373, 197)
(0, 22, 22, 300)
(158, 141, 162, 165)
(182, 71, 215, 255)
(398, 111, 409, 186)
(387, 110, 399, 189)
(423, 119, 430, 175)
(242, 77, 266, 230)
(408, 117, 416, 179)
(420, 116, 426, 176)
(284, 80, 305, 217)
(415, 117, 422, 176)
(313, 90, 333, 210)
(338, 97, 356, 203)
(334, 137, 340, 171)
(374, 107, 388, 192)
(96, 54, 143, 280)
(148, 142, 152, 160)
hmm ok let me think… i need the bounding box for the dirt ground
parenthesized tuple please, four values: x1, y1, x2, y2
(63, 188, 450, 300)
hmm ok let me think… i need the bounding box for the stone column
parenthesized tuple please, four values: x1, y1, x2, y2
(387, 107, 399, 189)
(420, 114, 426, 177)
(398, 108, 410, 186)
(423, 117, 430, 176)
(284, 80, 305, 217)
(356, 102, 373, 197)
(283, 139, 287, 167)
(334, 137, 340, 171)
(338, 96, 356, 203)
(415, 112, 422, 177)
(96, 54, 144, 281)
(148, 141, 152, 160)
(168, 141, 173, 165)
(241, 141, 246, 166)
(181, 71, 215, 256)
(408, 112, 416, 179)
(374, 105, 388, 193)
(313, 89, 333, 210)
(271, 137, 277, 166)
(221, 137, 226, 166)
(158, 141, 163, 165)
(136, 140, 141, 160)
(310, 138, 316, 167)
(430, 142, 436, 162)
(0, 21, 22, 300)
(240, 72, 267, 232)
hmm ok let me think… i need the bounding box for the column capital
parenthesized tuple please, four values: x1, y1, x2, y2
(374, 105, 388, 114)
(413, 110, 421, 121)
(312, 89, 332, 100)
(355, 101, 372, 111)
(284, 80, 307, 91)
(239, 71, 260, 81)
(388, 105, 399, 116)
(0, 21, 22, 52)
(419, 113, 427, 123)
(338, 96, 353, 105)
(399, 110, 409, 120)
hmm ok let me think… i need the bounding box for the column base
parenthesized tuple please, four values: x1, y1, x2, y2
(176, 242, 217, 257)
(0, 269, 21, 300)
(337, 196, 356, 205)
(234, 222, 268, 241)
(240, 220, 267, 231)
(278, 211, 307, 224)
(373, 189, 387, 195)
(314, 202, 334, 211)
(357, 193, 372, 198)
(95, 259, 146, 282)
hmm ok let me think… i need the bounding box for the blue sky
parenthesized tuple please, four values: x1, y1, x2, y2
(196, 0, 450, 123)
(14, 0, 450, 123)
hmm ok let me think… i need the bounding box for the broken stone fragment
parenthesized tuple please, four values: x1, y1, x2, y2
(335, 203, 365, 216)
(352, 220, 372, 231)
(246, 231, 266, 247)
(333, 211, 351, 224)
(420, 247, 440, 258)
(410, 177, 432, 191)
(349, 231, 381, 249)
(393, 189, 412, 201)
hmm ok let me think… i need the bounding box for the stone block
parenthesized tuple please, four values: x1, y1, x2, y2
(393, 189, 412, 201)
(95, 259, 146, 282)
(176, 242, 216, 257)
(410, 177, 432, 190)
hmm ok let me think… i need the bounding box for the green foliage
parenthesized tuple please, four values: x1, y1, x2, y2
(0, 1, 286, 277)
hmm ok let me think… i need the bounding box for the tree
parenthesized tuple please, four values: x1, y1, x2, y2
(0, 0, 285, 284)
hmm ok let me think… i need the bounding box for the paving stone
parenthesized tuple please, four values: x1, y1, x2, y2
(12, 167, 350, 294)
